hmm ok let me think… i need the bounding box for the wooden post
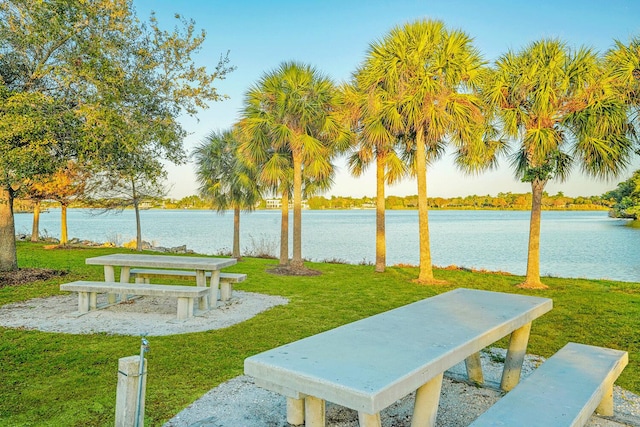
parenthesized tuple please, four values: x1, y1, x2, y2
(115, 355, 147, 427)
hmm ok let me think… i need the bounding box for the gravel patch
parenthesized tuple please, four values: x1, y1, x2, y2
(0, 291, 288, 336)
(163, 349, 640, 427)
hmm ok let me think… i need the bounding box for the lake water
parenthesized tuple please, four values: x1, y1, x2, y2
(13, 208, 640, 283)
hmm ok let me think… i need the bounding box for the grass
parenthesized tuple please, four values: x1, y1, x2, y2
(1, 242, 639, 426)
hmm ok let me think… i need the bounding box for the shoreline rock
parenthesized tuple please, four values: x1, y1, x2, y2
(15, 234, 195, 254)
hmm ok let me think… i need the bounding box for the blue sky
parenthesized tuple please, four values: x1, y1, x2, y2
(133, 0, 640, 199)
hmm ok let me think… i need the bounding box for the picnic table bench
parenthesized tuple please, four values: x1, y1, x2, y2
(469, 342, 628, 427)
(129, 268, 247, 301)
(85, 254, 238, 309)
(245, 288, 553, 427)
(60, 281, 210, 320)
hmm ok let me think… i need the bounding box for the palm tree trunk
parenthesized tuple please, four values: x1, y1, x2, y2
(519, 178, 548, 289)
(31, 200, 41, 242)
(60, 203, 68, 245)
(290, 151, 304, 270)
(0, 186, 18, 272)
(279, 192, 289, 266)
(233, 205, 241, 259)
(415, 131, 435, 283)
(375, 153, 386, 273)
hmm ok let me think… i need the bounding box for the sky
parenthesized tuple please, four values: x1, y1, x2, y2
(132, 0, 640, 200)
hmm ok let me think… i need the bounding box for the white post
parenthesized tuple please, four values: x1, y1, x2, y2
(115, 355, 147, 427)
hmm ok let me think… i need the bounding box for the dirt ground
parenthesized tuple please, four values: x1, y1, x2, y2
(0, 268, 66, 287)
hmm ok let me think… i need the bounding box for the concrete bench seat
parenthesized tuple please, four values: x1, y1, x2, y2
(470, 342, 628, 427)
(129, 269, 247, 301)
(60, 280, 210, 320)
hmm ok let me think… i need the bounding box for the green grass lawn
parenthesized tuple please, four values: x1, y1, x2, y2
(1, 242, 639, 426)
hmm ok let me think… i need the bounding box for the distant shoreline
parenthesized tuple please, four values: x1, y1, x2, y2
(23, 205, 611, 213)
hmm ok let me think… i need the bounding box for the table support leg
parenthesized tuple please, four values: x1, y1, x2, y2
(104, 266, 115, 282)
(287, 397, 305, 425)
(104, 266, 117, 303)
(465, 352, 484, 385)
(195, 270, 208, 310)
(358, 411, 381, 427)
(119, 266, 131, 301)
(410, 372, 443, 427)
(119, 266, 130, 282)
(209, 270, 220, 309)
(500, 322, 532, 391)
(304, 396, 325, 427)
(596, 383, 614, 416)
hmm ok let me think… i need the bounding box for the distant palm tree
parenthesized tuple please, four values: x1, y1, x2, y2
(237, 125, 293, 266)
(193, 129, 260, 259)
(341, 80, 407, 273)
(484, 39, 634, 288)
(239, 61, 350, 271)
(358, 19, 498, 283)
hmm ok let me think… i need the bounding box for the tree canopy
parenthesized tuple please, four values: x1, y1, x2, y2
(484, 39, 635, 288)
(356, 19, 500, 283)
(239, 61, 350, 271)
(0, 0, 234, 271)
(604, 170, 640, 220)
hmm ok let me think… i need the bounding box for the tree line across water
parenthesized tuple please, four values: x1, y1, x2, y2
(13, 190, 613, 212)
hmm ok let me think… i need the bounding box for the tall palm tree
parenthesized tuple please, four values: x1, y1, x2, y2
(484, 39, 634, 289)
(193, 129, 260, 259)
(237, 123, 293, 266)
(239, 61, 350, 271)
(606, 36, 640, 141)
(341, 80, 407, 273)
(358, 19, 496, 283)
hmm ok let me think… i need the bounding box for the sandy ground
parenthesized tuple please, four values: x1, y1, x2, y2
(1, 292, 639, 426)
(0, 290, 288, 336)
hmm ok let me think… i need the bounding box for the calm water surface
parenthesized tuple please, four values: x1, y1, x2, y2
(13, 209, 640, 282)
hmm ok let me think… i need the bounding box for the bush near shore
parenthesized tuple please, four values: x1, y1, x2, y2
(0, 242, 638, 426)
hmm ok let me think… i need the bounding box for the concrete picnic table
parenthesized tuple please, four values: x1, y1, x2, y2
(85, 253, 237, 308)
(245, 288, 553, 427)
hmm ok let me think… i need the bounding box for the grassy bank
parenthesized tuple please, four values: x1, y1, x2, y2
(1, 242, 638, 426)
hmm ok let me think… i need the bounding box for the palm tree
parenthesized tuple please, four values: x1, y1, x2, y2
(484, 39, 634, 289)
(237, 124, 293, 266)
(358, 19, 496, 283)
(193, 129, 260, 259)
(239, 61, 350, 271)
(341, 80, 407, 273)
(606, 36, 640, 141)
